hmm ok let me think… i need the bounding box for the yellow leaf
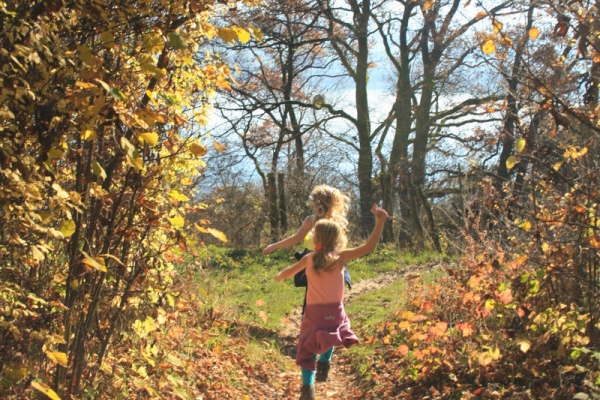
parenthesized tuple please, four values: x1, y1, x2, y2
(81, 129, 97, 141)
(207, 228, 228, 242)
(213, 142, 227, 152)
(481, 40, 496, 54)
(195, 223, 209, 233)
(180, 177, 194, 185)
(489, 346, 501, 360)
(81, 251, 107, 272)
(541, 242, 549, 253)
(31, 381, 61, 400)
(189, 141, 208, 156)
(31, 245, 45, 261)
(519, 220, 532, 232)
(553, 161, 563, 171)
(475, 11, 487, 20)
(59, 220, 76, 237)
(169, 215, 185, 228)
(75, 81, 97, 89)
(515, 138, 526, 153)
(493, 19, 503, 34)
(529, 27, 540, 40)
(232, 26, 251, 44)
(517, 338, 531, 353)
(46, 350, 68, 367)
(423, 0, 433, 11)
(249, 25, 263, 41)
(139, 132, 159, 146)
(506, 155, 517, 170)
(168, 190, 190, 202)
(126, 154, 144, 171)
(143, 32, 164, 53)
(92, 160, 107, 180)
(217, 27, 238, 44)
(216, 75, 232, 91)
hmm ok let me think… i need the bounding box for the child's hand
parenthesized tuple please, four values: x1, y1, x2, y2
(262, 244, 275, 256)
(371, 204, 389, 221)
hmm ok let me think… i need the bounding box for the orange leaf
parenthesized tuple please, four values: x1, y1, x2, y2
(213, 141, 227, 152)
(429, 322, 448, 337)
(529, 27, 540, 40)
(255, 299, 265, 307)
(397, 344, 409, 356)
(456, 322, 475, 337)
(259, 311, 268, 323)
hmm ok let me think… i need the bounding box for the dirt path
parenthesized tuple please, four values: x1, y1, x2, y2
(276, 263, 440, 399)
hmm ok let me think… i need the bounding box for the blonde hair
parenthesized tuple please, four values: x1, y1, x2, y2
(312, 219, 347, 273)
(310, 185, 350, 229)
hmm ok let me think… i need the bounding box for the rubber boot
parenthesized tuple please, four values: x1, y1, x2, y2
(299, 384, 316, 400)
(316, 361, 330, 382)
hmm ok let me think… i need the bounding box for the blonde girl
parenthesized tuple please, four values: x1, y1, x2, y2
(262, 184, 350, 256)
(275, 204, 389, 400)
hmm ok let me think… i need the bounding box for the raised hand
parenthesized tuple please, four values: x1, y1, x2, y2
(370, 204, 389, 221)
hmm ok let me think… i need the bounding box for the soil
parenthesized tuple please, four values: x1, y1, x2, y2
(276, 263, 439, 399)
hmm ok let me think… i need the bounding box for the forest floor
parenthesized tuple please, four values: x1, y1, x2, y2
(273, 267, 427, 400)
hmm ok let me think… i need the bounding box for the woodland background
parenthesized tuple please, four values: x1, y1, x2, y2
(1, 0, 600, 398)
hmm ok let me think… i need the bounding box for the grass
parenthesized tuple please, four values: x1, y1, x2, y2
(189, 244, 448, 330)
(183, 243, 448, 385)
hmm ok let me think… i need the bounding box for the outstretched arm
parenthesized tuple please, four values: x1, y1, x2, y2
(275, 254, 310, 282)
(339, 205, 389, 265)
(262, 215, 314, 255)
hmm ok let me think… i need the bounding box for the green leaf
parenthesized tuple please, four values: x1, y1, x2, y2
(92, 160, 107, 180)
(109, 86, 127, 101)
(506, 155, 517, 170)
(167, 32, 188, 49)
(100, 30, 115, 48)
(59, 220, 76, 237)
(515, 138, 526, 153)
(48, 148, 64, 160)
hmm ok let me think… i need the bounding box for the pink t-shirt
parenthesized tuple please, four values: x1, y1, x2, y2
(305, 253, 345, 305)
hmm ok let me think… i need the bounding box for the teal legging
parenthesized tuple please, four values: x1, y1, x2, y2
(301, 348, 334, 385)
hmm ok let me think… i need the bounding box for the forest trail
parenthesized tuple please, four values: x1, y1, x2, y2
(275, 263, 439, 399)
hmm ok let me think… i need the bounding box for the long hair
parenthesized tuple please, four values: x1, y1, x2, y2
(309, 185, 350, 230)
(312, 219, 347, 273)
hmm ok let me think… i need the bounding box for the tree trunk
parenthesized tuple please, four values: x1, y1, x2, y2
(278, 173, 287, 234)
(380, 172, 394, 242)
(267, 172, 279, 238)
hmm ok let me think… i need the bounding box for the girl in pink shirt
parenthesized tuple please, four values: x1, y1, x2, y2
(275, 204, 389, 400)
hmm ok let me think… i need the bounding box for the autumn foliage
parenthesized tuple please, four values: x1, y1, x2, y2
(0, 0, 260, 398)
